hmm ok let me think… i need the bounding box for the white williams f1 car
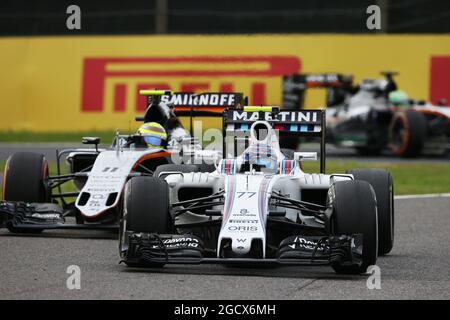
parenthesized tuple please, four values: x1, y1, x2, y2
(120, 106, 394, 274)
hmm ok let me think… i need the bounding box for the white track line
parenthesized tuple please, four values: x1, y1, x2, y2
(395, 193, 450, 200)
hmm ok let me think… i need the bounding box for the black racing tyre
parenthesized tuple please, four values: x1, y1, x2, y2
(388, 110, 427, 157)
(329, 180, 378, 274)
(3, 152, 50, 203)
(347, 169, 394, 255)
(119, 176, 172, 267)
(3, 152, 51, 233)
(153, 164, 198, 179)
(124, 176, 171, 233)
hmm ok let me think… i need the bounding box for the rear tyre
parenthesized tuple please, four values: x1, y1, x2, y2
(347, 169, 394, 255)
(119, 176, 172, 267)
(388, 110, 427, 157)
(3, 152, 51, 233)
(329, 180, 378, 274)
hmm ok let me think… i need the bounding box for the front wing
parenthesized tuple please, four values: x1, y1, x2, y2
(0, 201, 118, 231)
(122, 233, 363, 267)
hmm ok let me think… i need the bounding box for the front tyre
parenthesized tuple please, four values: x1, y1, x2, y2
(3, 152, 50, 203)
(3, 152, 51, 233)
(119, 176, 172, 267)
(347, 169, 394, 255)
(329, 180, 378, 274)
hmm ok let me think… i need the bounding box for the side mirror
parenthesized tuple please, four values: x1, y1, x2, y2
(82, 137, 100, 145)
(294, 152, 317, 161)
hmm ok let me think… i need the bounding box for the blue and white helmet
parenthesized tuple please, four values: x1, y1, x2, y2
(242, 143, 278, 169)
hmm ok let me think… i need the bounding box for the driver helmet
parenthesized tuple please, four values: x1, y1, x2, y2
(136, 122, 167, 148)
(389, 90, 410, 106)
(242, 143, 278, 170)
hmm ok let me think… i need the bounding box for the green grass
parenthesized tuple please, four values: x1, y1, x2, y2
(302, 160, 450, 195)
(1, 160, 449, 197)
(0, 130, 115, 144)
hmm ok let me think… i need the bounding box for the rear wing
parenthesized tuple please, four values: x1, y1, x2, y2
(223, 106, 327, 173)
(137, 90, 245, 120)
(282, 73, 354, 110)
(224, 107, 323, 135)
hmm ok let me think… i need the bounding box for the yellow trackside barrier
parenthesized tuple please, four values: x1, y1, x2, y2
(0, 35, 449, 132)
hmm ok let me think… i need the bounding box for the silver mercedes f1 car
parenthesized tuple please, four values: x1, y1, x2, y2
(120, 106, 394, 274)
(283, 72, 450, 157)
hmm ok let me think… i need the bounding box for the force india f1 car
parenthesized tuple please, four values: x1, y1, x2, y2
(0, 91, 240, 233)
(120, 106, 394, 274)
(283, 72, 450, 157)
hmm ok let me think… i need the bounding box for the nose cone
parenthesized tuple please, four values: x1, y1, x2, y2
(231, 238, 251, 255)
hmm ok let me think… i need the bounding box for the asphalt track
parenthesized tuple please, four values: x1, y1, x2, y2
(0, 196, 449, 300)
